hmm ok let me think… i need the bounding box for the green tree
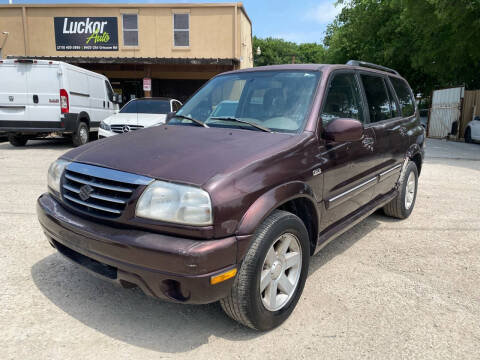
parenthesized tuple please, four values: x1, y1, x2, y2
(324, 0, 480, 95)
(253, 36, 326, 66)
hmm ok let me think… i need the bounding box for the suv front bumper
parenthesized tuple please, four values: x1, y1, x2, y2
(37, 193, 238, 304)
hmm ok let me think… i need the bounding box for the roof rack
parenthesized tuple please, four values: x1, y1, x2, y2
(346, 60, 399, 75)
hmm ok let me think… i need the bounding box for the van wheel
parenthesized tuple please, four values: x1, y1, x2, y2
(465, 128, 472, 143)
(383, 161, 418, 219)
(220, 210, 310, 330)
(72, 122, 89, 147)
(8, 134, 28, 147)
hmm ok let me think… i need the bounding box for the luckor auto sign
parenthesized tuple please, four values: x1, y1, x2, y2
(54, 17, 118, 51)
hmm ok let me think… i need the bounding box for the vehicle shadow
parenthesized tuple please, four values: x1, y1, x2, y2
(31, 253, 258, 353)
(31, 213, 386, 353)
(308, 212, 383, 275)
(0, 138, 73, 150)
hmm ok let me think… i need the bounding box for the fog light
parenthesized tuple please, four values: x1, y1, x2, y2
(210, 268, 237, 285)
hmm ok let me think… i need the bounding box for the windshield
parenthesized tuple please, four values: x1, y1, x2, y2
(170, 70, 321, 133)
(120, 99, 171, 114)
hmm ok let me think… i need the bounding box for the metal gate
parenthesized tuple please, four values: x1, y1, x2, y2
(428, 87, 464, 138)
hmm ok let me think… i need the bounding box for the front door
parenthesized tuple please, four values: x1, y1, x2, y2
(319, 71, 378, 229)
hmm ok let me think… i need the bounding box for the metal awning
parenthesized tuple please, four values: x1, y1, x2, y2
(8, 56, 239, 66)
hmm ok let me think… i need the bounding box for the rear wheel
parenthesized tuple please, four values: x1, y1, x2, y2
(72, 122, 89, 147)
(220, 210, 310, 330)
(465, 128, 472, 143)
(8, 134, 28, 147)
(383, 161, 418, 219)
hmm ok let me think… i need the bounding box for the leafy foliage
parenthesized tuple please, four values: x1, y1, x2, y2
(254, 0, 480, 96)
(253, 36, 326, 67)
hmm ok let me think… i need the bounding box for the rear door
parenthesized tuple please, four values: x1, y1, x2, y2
(359, 72, 407, 198)
(27, 63, 61, 124)
(0, 62, 30, 125)
(320, 70, 377, 228)
(66, 68, 90, 118)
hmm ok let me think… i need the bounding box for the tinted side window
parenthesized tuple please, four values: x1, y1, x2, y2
(386, 82, 400, 118)
(321, 72, 365, 126)
(360, 74, 392, 123)
(390, 77, 415, 117)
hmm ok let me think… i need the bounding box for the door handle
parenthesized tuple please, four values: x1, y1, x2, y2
(103, 101, 105, 108)
(33, 95, 39, 104)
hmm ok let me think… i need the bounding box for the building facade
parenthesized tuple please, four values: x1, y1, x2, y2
(0, 3, 252, 102)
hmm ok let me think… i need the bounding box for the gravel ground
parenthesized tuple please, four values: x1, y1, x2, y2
(1, 138, 479, 359)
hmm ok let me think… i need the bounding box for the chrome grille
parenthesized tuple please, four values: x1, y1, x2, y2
(61, 162, 152, 218)
(110, 124, 144, 134)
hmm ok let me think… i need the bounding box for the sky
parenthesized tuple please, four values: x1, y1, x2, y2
(0, 0, 343, 44)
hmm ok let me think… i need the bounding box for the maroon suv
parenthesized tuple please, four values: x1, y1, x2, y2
(37, 61, 425, 330)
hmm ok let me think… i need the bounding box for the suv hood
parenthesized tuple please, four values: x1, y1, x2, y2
(62, 125, 304, 186)
(104, 112, 167, 127)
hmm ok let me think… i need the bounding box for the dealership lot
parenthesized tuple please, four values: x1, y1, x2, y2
(1, 138, 479, 359)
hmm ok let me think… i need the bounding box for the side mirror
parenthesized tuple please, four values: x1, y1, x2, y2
(323, 118, 364, 142)
(166, 111, 176, 123)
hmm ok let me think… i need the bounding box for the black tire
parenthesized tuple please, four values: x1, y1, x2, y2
(465, 128, 472, 143)
(220, 210, 310, 330)
(383, 161, 418, 219)
(8, 134, 28, 147)
(72, 122, 89, 147)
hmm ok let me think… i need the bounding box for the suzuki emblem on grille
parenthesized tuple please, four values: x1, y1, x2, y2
(79, 184, 94, 201)
(122, 125, 131, 133)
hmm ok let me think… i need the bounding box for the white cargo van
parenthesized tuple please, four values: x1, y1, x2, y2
(0, 59, 119, 146)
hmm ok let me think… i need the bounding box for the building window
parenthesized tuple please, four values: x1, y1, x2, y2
(122, 14, 138, 46)
(173, 13, 189, 47)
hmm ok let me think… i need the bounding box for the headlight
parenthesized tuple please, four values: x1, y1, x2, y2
(47, 159, 70, 194)
(136, 181, 212, 226)
(100, 120, 111, 131)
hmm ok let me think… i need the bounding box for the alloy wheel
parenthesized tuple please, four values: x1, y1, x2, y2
(260, 232, 302, 311)
(405, 172, 416, 210)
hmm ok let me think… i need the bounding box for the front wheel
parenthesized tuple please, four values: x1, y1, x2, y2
(220, 210, 310, 330)
(383, 161, 418, 219)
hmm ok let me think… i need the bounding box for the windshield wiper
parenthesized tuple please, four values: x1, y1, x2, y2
(209, 117, 271, 133)
(173, 114, 209, 128)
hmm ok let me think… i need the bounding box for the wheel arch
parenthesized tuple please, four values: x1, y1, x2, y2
(236, 181, 320, 258)
(78, 111, 90, 127)
(406, 143, 424, 176)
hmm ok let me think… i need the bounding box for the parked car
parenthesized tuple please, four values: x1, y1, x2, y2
(37, 61, 424, 331)
(99, 97, 182, 138)
(464, 116, 480, 143)
(0, 59, 119, 147)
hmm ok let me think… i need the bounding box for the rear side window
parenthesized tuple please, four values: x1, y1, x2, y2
(390, 77, 415, 117)
(360, 74, 392, 123)
(321, 72, 365, 126)
(386, 82, 400, 118)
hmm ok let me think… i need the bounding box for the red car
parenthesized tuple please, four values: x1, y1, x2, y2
(37, 61, 424, 330)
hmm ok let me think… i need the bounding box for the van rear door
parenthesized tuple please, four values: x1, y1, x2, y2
(0, 61, 30, 125)
(26, 63, 61, 124)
